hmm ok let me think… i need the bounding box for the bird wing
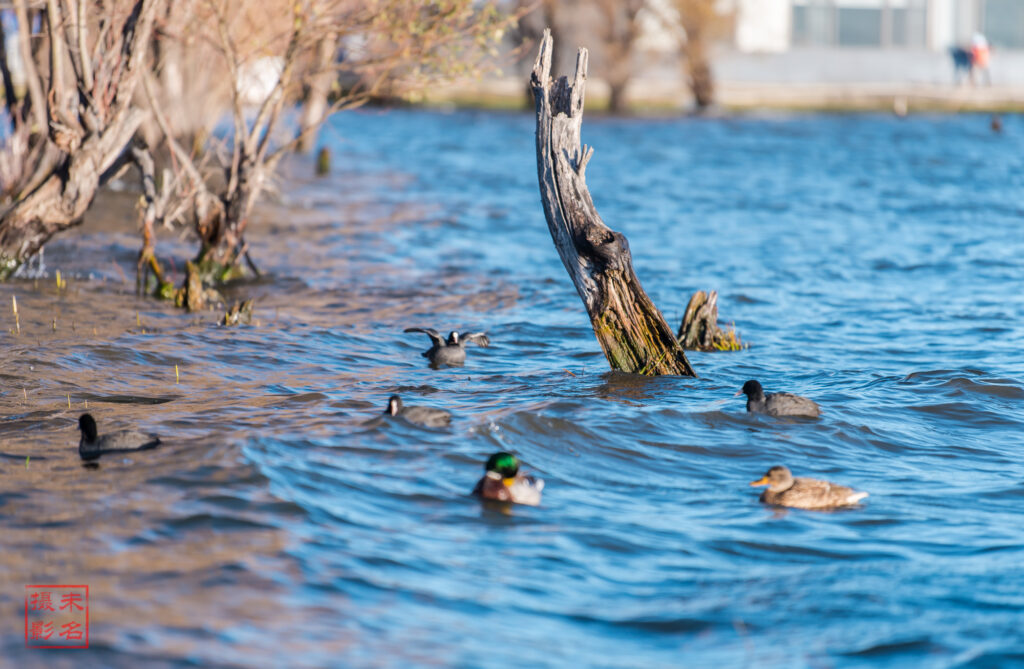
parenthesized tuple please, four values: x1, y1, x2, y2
(403, 327, 444, 347)
(824, 482, 862, 505)
(789, 478, 859, 508)
(99, 431, 161, 451)
(402, 406, 452, 427)
(82, 432, 160, 460)
(766, 393, 821, 417)
(509, 475, 543, 506)
(463, 332, 490, 347)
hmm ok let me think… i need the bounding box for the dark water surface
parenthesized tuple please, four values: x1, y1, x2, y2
(2, 110, 1023, 667)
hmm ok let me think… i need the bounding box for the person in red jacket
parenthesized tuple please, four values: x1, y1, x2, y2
(971, 33, 991, 86)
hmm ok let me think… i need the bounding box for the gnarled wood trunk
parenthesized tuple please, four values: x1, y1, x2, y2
(0, 0, 160, 279)
(0, 108, 147, 278)
(530, 30, 696, 376)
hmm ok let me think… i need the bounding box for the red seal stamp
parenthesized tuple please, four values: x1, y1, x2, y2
(25, 585, 89, 649)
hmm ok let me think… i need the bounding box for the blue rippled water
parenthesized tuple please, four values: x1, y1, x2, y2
(1, 110, 1023, 667)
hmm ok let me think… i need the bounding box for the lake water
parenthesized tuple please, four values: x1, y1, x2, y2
(2, 110, 1023, 667)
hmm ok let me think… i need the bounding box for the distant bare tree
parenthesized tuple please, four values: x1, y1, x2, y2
(595, 0, 644, 114)
(510, 0, 562, 107)
(296, 33, 338, 153)
(672, 0, 717, 109)
(137, 0, 511, 306)
(646, 0, 727, 110)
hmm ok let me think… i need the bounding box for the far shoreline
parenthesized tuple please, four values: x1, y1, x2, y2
(408, 76, 1024, 115)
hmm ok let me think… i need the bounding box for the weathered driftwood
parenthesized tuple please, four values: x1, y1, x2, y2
(677, 290, 745, 352)
(530, 30, 696, 376)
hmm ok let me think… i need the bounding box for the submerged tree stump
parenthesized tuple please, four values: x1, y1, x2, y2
(677, 290, 745, 352)
(530, 30, 696, 376)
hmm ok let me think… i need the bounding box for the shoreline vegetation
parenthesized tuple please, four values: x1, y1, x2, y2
(0, 0, 514, 299)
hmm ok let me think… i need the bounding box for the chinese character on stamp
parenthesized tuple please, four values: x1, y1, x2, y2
(25, 585, 89, 649)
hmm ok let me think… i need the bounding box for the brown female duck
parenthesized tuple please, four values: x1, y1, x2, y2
(750, 466, 867, 510)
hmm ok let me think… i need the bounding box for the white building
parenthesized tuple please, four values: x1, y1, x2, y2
(736, 0, 1024, 53)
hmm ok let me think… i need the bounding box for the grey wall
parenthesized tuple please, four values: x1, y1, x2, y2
(716, 47, 1024, 86)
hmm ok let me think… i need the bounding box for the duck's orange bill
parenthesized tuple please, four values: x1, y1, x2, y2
(503, 478, 516, 487)
(750, 476, 769, 487)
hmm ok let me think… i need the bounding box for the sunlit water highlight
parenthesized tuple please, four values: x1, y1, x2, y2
(2, 110, 1023, 667)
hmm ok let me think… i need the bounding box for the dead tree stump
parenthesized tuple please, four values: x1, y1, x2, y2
(530, 30, 696, 376)
(677, 290, 745, 352)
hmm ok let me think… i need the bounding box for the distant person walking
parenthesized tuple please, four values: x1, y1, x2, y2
(950, 34, 992, 87)
(950, 45, 973, 85)
(971, 33, 991, 86)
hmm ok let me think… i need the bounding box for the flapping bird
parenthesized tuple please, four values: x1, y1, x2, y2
(404, 327, 489, 367)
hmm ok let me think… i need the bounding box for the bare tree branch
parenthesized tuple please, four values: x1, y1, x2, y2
(77, 0, 95, 91)
(13, 0, 48, 134)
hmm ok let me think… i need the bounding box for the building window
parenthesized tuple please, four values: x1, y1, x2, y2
(983, 0, 1024, 48)
(791, 1, 928, 49)
(792, 5, 809, 45)
(891, 8, 907, 47)
(792, 5, 835, 47)
(838, 8, 882, 46)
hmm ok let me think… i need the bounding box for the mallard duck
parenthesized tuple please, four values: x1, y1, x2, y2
(736, 380, 821, 417)
(403, 327, 489, 367)
(78, 413, 160, 461)
(750, 466, 867, 510)
(383, 395, 451, 428)
(472, 452, 543, 506)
